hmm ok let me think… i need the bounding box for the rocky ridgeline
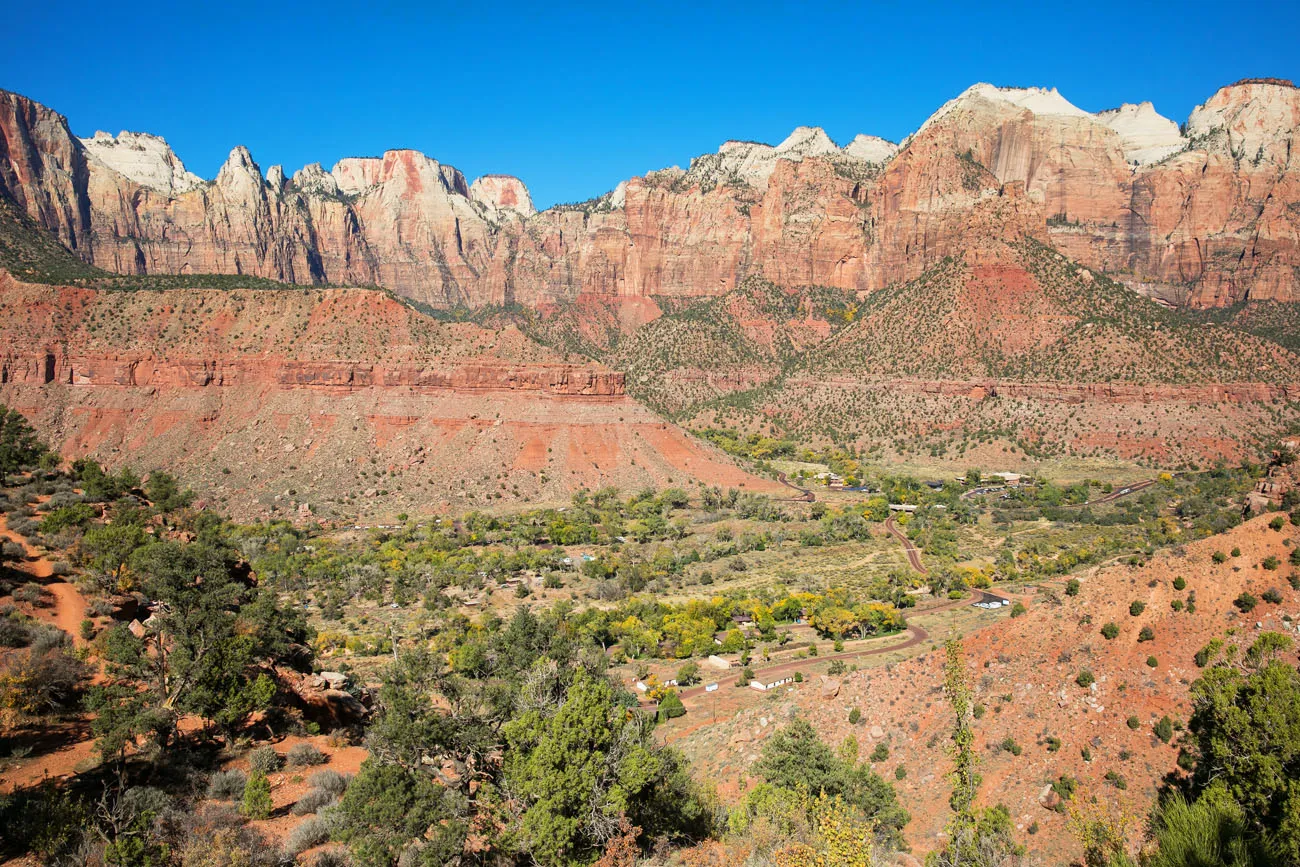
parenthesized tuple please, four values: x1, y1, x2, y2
(1, 80, 1298, 309)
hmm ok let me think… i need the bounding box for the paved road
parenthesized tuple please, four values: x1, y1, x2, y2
(884, 516, 927, 575)
(1075, 478, 1158, 506)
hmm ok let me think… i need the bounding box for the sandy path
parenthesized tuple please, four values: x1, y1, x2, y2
(0, 516, 89, 643)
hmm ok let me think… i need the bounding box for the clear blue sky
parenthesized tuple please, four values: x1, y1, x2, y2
(5, 0, 1296, 208)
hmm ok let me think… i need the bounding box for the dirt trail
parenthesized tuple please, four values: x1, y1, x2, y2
(0, 516, 89, 643)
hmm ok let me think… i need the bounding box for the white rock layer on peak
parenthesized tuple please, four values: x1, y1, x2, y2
(291, 162, 341, 197)
(331, 157, 385, 195)
(1095, 102, 1186, 165)
(774, 126, 840, 159)
(1186, 80, 1300, 169)
(843, 134, 898, 164)
(915, 83, 1089, 139)
(80, 130, 204, 195)
(469, 174, 535, 218)
(215, 146, 265, 202)
(700, 126, 894, 188)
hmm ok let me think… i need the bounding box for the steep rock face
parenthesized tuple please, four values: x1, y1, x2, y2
(1122, 80, 1300, 306)
(0, 90, 92, 255)
(1, 82, 1297, 308)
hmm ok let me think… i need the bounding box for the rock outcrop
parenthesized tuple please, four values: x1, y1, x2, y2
(1, 80, 1297, 308)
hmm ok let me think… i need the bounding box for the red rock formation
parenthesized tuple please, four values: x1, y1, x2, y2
(1, 81, 1296, 308)
(0, 271, 781, 518)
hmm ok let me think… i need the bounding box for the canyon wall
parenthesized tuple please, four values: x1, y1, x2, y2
(0, 273, 781, 518)
(1, 80, 1297, 309)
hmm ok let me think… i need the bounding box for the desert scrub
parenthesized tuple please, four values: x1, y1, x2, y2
(307, 770, 351, 796)
(247, 745, 281, 774)
(1129, 601, 1146, 616)
(1076, 670, 1095, 688)
(286, 742, 327, 768)
(284, 808, 341, 855)
(207, 769, 247, 800)
(291, 788, 337, 816)
(1101, 622, 1119, 640)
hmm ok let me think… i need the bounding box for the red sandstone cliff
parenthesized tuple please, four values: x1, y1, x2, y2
(0, 271, 783, 518)
(1, 81, 1297, 309)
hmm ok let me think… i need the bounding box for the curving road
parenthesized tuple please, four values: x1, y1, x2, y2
(775, 472, 815, 502)
(884, 516, 927, 575)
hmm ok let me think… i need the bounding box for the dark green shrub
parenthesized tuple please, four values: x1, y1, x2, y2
(241, 771, 272, 819)
(657, 691, 686, 721)
(1076, 670, 1095, 688)
(1101, 622, 1119, 640)
(1129, 601, 1146, 617)
(1139, 626, 1155, 642)
(1194, 639, 1223, 668)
